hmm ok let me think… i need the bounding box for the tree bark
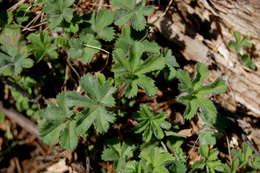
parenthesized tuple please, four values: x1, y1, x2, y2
(149, 0, 260, 117)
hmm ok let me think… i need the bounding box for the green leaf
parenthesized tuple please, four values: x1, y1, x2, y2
(176, 63, 226, 122)
(176, 70, 192, 91)
(38, 92, 80, 149)
(199, 145, 209, 158)
(136, 75, 157, 96)
(28, 31, 58, 62)
(113, 41, 165, 98)
(102, 139, 136, 171)
(228, 31, 252, 53)
(88, 9, 115, 41)
(135, 54, 165, 75)
(112, 0, 153, 31)
(140, 147, 174, 173)
(169, 160, 187, 173)
(134, 105, 170, 142)
(191, 160, 205, 172)
(68, 33, 101, 63)
(197, 78, 226, 97)
(192, 63, 209, 91)
(197, 98, 218, 123)
(0, 111, 5, 122)
(43, 0, 74, 29)
(0, 25, 33, 76)
(66, 74, 116, 134)
(198, 128, 217, 145)
(124, 161, 141, 173)
(59, 120, 78, 150)
(38, 120, 65, 145)
(240, 54, 256, 70)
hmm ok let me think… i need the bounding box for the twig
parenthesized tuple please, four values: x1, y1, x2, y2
(151, 0, 174, 24)
(8, 0, 26, 12)
(225, 133, 232, 165)
(97, 0, 104, 11)
(81, 2, 111, 7)
(84, 44, 110, 54)
(66, 58, 81, 80)
(0, 101, 39, 137)
(0, 76, 41, 106)
(241, 133, 260, 157)
(22, 11, 43, 32)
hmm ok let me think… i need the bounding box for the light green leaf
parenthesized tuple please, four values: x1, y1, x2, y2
(199, 145, 209, 158)
(192, 63, 209, 91)
(176, 70, 192, 91)
(38, 120, 65, 145)
(240, 54, 256, 70)
(112, 0, 153, 31)
(88, 9, 115, 41)
(43, 0, 74, 29)
(197, 78, 226, 96)
(28, 31, 58, 62)
(59, 120, 78, 150)
(140, 147, 174, 173)
(0, 25, 33, 76)
(134, 105, 169, 142)
(102, 139, 136, 171)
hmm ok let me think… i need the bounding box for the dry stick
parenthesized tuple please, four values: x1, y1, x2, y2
(225, 133, 232, 165)
(0, 76, 40, 105)
(8, 0, 26, 12)
(66, 58, 81, 80)
(84, 44, 110, 54)
(97, 0, 104, 11)
(0, 101, 39, 137)
(82, 2, 111, 7)
(242, 133, 260, 157)
(22, 11, 43, 32)
(151, 0, 174, 24)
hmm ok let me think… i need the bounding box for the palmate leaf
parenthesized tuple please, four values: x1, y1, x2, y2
(113, 41, 165, 98)
(43, 0, 74, 29)
(68, 32, 101, 63)
(191, 145, 224, 173)
(88, 9, 115, 41)
(124, 161, 142, 173)
(133, 105, 171, 142)
(65, 74, 116, 134)
(228, 31, 252, 53)
(140, 147, 174, 173)
(0, 25, 33, 76)
(115, 25, 150, 53)
(176, 63, 226, 123)
(240, 54, 256, 70)
(38, 92, 78, 150)
(112, 0, 153, 31)
(198, 127, 217, 145)
(102, 139, 136, 171)
(160, 48, 179, 81)
(27, 31, 58, 62)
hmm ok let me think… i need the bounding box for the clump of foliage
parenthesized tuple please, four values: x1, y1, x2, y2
(176, 63, 226, 123)
(1, 0, 259, 172)
(228, 31, 256, 70)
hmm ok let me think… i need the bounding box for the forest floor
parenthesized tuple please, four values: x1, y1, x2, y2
(0, 0, 259, 172)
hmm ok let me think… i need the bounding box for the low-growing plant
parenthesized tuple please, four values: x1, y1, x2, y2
(176, 63, 226, 123)
(191, 145, 224, 173)
(228, 31, 256, 70)
(1, 0, 256, 172)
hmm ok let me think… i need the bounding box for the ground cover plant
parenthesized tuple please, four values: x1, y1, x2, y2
(0, 0, 259, 172)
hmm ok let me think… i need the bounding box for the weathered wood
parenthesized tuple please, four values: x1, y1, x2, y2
(149, 0, 260, 117)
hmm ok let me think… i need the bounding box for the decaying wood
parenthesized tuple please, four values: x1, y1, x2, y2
(149, 0, 260, 149)
(0, 101, 39, 137)
(149, 0, 260, 117)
